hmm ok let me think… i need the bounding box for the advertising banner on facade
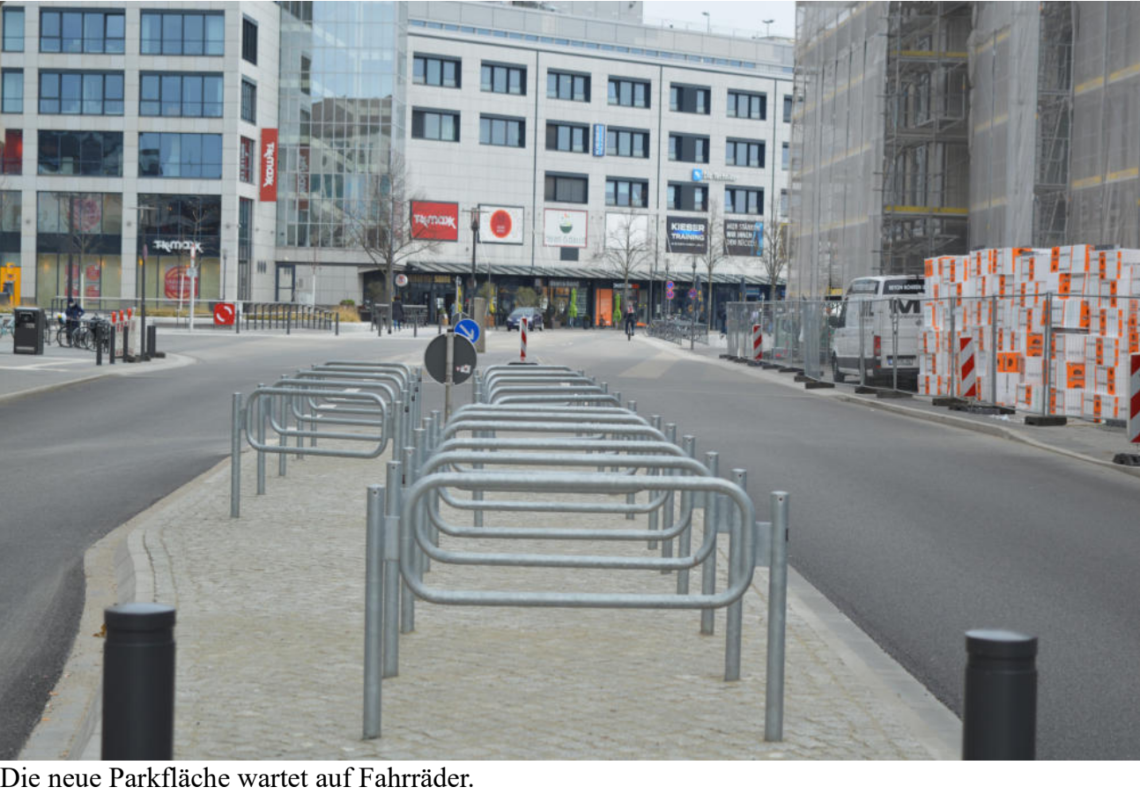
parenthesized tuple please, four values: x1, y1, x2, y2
(543, 208, 588, 248)
(260, 129, 278, 202)
(666, 216, 708, 254)
(604, 212, 649, 250)
(410, 201, 460, 241)
(479, 205, 524, 245)
(725, 219, 763, 256)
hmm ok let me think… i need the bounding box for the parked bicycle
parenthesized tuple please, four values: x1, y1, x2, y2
(0, 315, 13, 340)
(56, 315, 108, 350)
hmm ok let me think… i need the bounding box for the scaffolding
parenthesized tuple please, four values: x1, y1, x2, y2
(879, 2, 971, 273)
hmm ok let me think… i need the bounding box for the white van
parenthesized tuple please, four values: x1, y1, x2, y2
(829, 275, 924, 388)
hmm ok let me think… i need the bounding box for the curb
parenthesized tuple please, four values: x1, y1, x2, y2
(0, 352, 196, 405)
(18, 455, 231, 761)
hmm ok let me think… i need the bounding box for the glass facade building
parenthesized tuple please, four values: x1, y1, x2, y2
(276, 2, 406, 252)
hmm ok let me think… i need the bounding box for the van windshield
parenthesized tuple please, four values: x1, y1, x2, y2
(882, 279, 925, 295)
(848, 279, 879, 295)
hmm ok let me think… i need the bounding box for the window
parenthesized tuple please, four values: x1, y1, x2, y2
(780, 189, 788, 217)
(240, 136, 254, 183)
(38, 71, 123, 116)
(727, 90, 766, 120)
(138, 133, 223, 179)
(2, 130, 22, 175)
(40, 9, 124, 54)
(3, 7, 24, 52)
(783, 95, 793, 123)
(546, 123, 588, 153)
(412, 110, 460, 142)
(241, 79, 257, 124)
(38, 130, 123, 176)
(668, 133, 710, 164)
(725, 186, 763, 216)
(548, 70, 589, 102)
(782, 141, 789, 169)
(481, 63, 525, 95)
(726, 138, 764, 168)
(139, 73, 223, 118)
(480, 115, 525, 148)
(2, 70, 22, 114)
(670, 84, 711, 114)
(242, 17, 257, 64)
(605, 178, 648, 208)
(608, 78, 650, 108)
(544, 173, 588, 204)
(606, 128, 649, 159)
(140, 11, 224, 56)
(667, 182, 708, 211)
(414, 55, 461, 88)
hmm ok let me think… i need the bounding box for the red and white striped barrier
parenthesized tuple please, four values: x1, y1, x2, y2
(752, 324, 763, 361)
(1130, 353, 1140, 444)
(520, 318, 528, 363)
(959, 336, 977, 398)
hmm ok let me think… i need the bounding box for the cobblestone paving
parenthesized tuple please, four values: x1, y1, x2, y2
(129, 428, 946, 760)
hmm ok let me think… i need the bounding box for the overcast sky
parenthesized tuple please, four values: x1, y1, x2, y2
(641, 0, 796, 39)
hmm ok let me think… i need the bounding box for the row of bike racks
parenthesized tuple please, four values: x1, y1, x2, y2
(230, 361, 422, 518)
(361, 361, 790, 745)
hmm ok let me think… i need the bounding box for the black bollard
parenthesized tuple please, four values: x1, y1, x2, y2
(102, 603, 176, 760)
(335, 311, 339, 336)
(147, 324, 157, 356)
(96, 325, 103, 365)
(963, 629, 1037, 760)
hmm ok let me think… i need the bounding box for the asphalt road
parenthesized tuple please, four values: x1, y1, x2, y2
(0, 330, 432, 759)
(4, 327, 1140, 759)
(530, 332, 1140, 760)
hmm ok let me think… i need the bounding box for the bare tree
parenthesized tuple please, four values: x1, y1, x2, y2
(698, 200, 729, 330)
(63, 193, 102, 304)
(342, 151, 439, 309)
(600, 211, 654, 318)
(758, 213, 790, 300)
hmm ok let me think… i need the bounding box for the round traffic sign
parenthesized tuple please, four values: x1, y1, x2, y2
(395, 273, 408, 287)
(424, 333, 477, 385)
(213, 302, 235, 326)
(666, 281, 675, 289)
(688, 288, 698, 299)
(454, 318, 481, 343)
(666, 289, 675, 299)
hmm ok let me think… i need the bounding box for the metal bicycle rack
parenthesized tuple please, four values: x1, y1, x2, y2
(360, 364, 790, 746)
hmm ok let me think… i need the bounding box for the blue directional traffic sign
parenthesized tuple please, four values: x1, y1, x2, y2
(454, 318, 481, 343)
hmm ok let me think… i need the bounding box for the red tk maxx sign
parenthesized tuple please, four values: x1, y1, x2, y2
(214, 303, 236, 327)
(260, 129, 278, 202)
(410, 201, 459, 241)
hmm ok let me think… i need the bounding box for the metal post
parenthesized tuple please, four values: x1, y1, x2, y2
(96, 324, 104, 365)
(700, 451, 719, 635)
(725, 468, 746, 681)
(859, 299, 867, 386)
(286, 306, 291, 335)
(990, 295, 999, 404)
(101, 603, 176, 760)
(383, 462, 402, 678)
(1043, 292, 1053, 415)
(414, 427, 429, 573)
(765, 491, 789, 741)
(962, 630, 1037, 759)
(256, 388, 266, 495)
(277, 381, 287, 477)
(363, 484, 385, 739)
(230, 393, 242, 519)
(400, 445, 417, 634)
(949, 299, 957, 397)
(444, 328, 454, 422)
(891, 305, 899, 391)
(336, 312, 340, 336)
(677, 432, 693, 594)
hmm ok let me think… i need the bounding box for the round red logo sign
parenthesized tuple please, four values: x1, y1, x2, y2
(489, 210, 513, 239)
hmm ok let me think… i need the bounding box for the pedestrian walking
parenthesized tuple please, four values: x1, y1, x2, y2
(392, 296, 404, 331)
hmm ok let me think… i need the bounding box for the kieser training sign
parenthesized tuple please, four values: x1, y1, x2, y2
(260, 129, 278, 202)
(725, 219, 763, 256)
(410, 201, 460, 241)
(478, 205, 524, 245)
(666, 216, 708, 254)
(543, 209, 588, 248)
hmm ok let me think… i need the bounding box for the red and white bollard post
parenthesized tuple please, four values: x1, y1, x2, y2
(520, 318, 528, 363)
(752, 324, 763, 362)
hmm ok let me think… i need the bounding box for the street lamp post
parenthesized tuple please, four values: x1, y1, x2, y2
(702, 11, 710, 33)
(763, 18, 774, 37)
(131, 205, 156, 360)
(469, 208, 479, 322)
(690, 257, 697, 350)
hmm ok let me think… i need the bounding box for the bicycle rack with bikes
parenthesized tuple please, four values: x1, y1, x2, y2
(359, 363, 790, 745)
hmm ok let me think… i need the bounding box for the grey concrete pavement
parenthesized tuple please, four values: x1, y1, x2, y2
(21, 328, 961, 761)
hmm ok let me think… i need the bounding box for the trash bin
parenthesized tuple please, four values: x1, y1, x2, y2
(13, 307, 46, 355)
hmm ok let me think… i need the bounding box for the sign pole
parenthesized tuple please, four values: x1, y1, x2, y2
(188, 245, 197, 333)
(444, 327, 455, 422)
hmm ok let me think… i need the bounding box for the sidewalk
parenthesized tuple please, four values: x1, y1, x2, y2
(21, 374, 960, 761)
(0, 348, 195, 403)
(647, 332, 1140, 477)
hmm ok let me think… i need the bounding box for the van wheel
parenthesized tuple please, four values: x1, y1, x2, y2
(831, 354, 845, 384)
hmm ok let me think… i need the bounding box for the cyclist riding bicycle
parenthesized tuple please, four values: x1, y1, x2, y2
(624, 301, 637, 338)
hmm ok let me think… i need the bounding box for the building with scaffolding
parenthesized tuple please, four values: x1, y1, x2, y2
(789, 1, 1140, 298)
